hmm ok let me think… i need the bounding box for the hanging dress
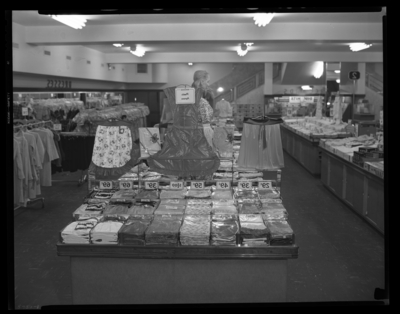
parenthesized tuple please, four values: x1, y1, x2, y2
(147, 87, 220, 178)
(237, 117, 284, 170)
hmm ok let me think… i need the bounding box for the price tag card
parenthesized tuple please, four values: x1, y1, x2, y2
(191, 181, 205, 189)
(21, 107, 28, 116)
(216, 181, 231, 190)
(238, 181, 252, 190)
(53, 124, 62, 131)
(170, 181, 184, 190)
(145, 181, 159, 190)
(99, 181, 113, 189)
(258, 181, 273, 190)
(119, 181, 133, 190)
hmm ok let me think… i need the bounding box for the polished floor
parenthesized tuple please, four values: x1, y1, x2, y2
(11, 151, 386, 308)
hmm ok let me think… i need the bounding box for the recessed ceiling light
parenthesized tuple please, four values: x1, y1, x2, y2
(336, 79, 341, 83)
(217, 87, 224, 92)
(113, 43, 124, 47)
(188, 63, 193, 66)
(130, 45, 145, 57)
(334, 70, 341, 73)
(349, 43, 372, 52)
(301, 86, 313, 90)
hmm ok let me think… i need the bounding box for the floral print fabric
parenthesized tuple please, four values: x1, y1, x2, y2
(92, 125, 132, 168)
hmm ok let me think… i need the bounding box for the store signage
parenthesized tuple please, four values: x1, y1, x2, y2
(170, 181, 184, 190)
(53, 124, 62, 131)
(348, 71, 360, 80)
(46, 79, 72, 89)
(119, 181, 133, 190)
(289, 96, 314, 103)
(175, 87, 195, 104)
(191, 181, 205, 189)
(145, 181, 159, 190)
(21, 107, 28, 116)
(99, 181, 113, 189)
(238, 181, 252, 190)
(216, 181, 231, 190)
(258, 181, 272, 190)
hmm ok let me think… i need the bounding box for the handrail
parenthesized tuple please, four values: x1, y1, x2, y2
(366, 71, 383, 94)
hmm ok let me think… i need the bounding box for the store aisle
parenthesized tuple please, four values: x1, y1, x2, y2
(12, 152, 385, 308)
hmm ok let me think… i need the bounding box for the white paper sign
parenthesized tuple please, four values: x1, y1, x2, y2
(175, 87, 195, 104)
(191, 181, 205, 189)
(22, 107, 28, 116)
(119, 181, 133, 190)
(216, 181, 231, 190)
(145, 181, 159, 190)
(258, 181, 272, 190)
(170, 181, 184, 190)
(53, 124, 62, 131)
(99, 181, 113, 189)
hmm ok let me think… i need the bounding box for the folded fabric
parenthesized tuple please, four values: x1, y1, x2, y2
(211, 217, 239, 246)
(145, 215, 183, 246)
(186, 189, 212, 199)
(260, 198, 283, 204)
(187, 199, 212, 206)
(160, 199, 187, 206)
(239, 214, 264, 224)
(90, 220, 124, 244)
(238, 203, 262, 214)
(154, 204, 186, 215)
(135, 189, 160, 200)
(212, 199, 235, 206)
(234, 189, 259, 199)
(258, 189, 281, 199)
(185, 205, 212, 215)
(260, 208, 288, 221)
(180, 215, 211, 246)
(111, 190, 137, 200)
(211, 205, 238, 215)
(72, 204, 103, 219)
(211, 190, 233, 199)
(265, 220, 294, 245)
(130, 203, 158, 215)
(160, 189, 188, 199)
(103, 204, 137, 216)
(118, 215, 153, 246)
(61, 217, 101, 244)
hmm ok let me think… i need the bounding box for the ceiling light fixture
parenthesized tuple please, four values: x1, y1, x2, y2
(253, 13, 275, 27)
(301, 85, 313, 91)
(188, 63, 193, 66)
(313, 61, 324, 79)
(334, 70, 341, 73)
(217, 87, 224, 92)
(49, 15, 87, 29)
(336, 79, 341, 83)
(237, 43, 248, 57)
(130, 45, 145, 57)
(349, 43, 372, 52)
(245, 43, 254, 47)
(113, 43, 124, 47)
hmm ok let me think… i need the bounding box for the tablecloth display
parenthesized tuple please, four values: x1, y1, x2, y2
(145, 215, 183, 246)
(179, 215, 211, 246)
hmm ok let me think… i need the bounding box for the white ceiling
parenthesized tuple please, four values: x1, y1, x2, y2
(11, 10, 385, 63)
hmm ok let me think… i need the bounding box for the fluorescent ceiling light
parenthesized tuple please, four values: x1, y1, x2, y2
(349, 43, 372, 52)
(188, 63, 193, 66)
(334, 70, 341, 73)
(336, 79, 341, 83)
(253, 13, 275, 27)
(301, 86, 313, 90)
(217, 87, 224, 92)
(313, 61, 324, 79)
(113, 43, 124, 47)
(49, 15, 87, 29)
(237, 43, 248, 57)
(130, 46, 146, 57)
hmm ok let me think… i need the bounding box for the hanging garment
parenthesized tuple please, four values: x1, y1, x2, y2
(13, 139, 25, 206)
(215, 99, 233, 118)
(27, 130, 45, 196)
(139, 127, 161, 157)
(237, 117, 284, 170)
(213, 126, 234, 158)
(14, 132, 33, 206)
(89, 120, 140, 177)
(22, 131, 41, 199)
(147, 87, 220, 177)
(60, 133, 95, 172)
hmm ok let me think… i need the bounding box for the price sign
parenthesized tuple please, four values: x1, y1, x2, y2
(53, 124, 62, 131)
(238, 181, 252, 190)
(170, 181, 184, 190)
(145, 181, 159, 190)
(99, 181, 113, 189)
(258, 181, 272, 190)
(119, 181, 133, 190)
(175, 87, 195, 104)
(191, 181, 205, 189)
(21, 107, 28, 116)
(216, 181, 231, 190)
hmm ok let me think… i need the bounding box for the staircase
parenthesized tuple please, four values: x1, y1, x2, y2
(364, 70, 383, 119)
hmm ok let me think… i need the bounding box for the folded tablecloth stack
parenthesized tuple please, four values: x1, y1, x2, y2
(61, 217, 101, 244)
(154, 204, 186, 215)
(160, 189, 188, 199)
(211, 190, 233, 199)
(184, 205, 212, 215)
(145, 215, 183, 246)
(180, 215, 211, 246)
(118, 215, 153, 245)
(211, 214, 239, 246)
(239, 214, 270, 246)
(258, 189, 281, 199)
(130, 201, 159, 215)
(264, 220, 294, 245)
(260, 204, 288, 221)
(186, 189, 212, 199)
(90, 219, 124, 245)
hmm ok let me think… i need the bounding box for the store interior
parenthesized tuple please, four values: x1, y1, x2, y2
(9, 8, 387, 308)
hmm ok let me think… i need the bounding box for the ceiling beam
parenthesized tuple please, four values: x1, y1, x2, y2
(24, 22, 382, 44)
(105, 51, 383, 63)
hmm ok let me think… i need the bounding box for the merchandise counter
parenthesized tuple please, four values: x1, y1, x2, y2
(56, 243, 298, 304)
(319, 146, 384, 235)
(280, 124, 322, 175)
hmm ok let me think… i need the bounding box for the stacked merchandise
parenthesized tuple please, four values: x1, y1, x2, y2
(160, 188, 188, 199)
(145, 215, 183, 246)
(263, 220, 294, 246)
(110, 189, 137, 201)
(154, 203, 186, 215)
(136, 189, 160, 200)
(211, 214, 239, 246)
(239, 214, 270, 246)
(179, 215, 211, 246)
(90, 215, 126, 244)
(236, 171, 264, 182)
(211, 199, 238, 215)
(130, 200, 159, 215)
(185, 204, 212, 215)
(258, 189, 281, 199)
(211, 189, 233, 200)
(186, 187, 212, 199)
(237, 201, 262, 214)
(61, 217, 101, 244)
(73, 203, 107, 219)
(260, 203, 288, 221)
(103, 203, 137, 217)
(118, 215, 153, 246)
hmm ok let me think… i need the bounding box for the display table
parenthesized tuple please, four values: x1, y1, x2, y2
(280, 124, 321, 175)
(320, 146, 384, 235)
(57, 243, 299, 304)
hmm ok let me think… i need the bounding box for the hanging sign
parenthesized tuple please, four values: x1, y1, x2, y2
(53, 124, 62, 131)
(175, 87, 195, 104)
(216, 181, 231, 190)
(258, 181, 273, 190)
(99, 181, 113, 189)
(238, 181, 252, 190)
(289, 96, 314, 103)
(119, 181, 133, 190)
(145, 181, 159, 190)
(191, 181, 205, 189)
(21, 107, 28, 116)
(170, 181, 184, 190)
(348, 71, 360, 80)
